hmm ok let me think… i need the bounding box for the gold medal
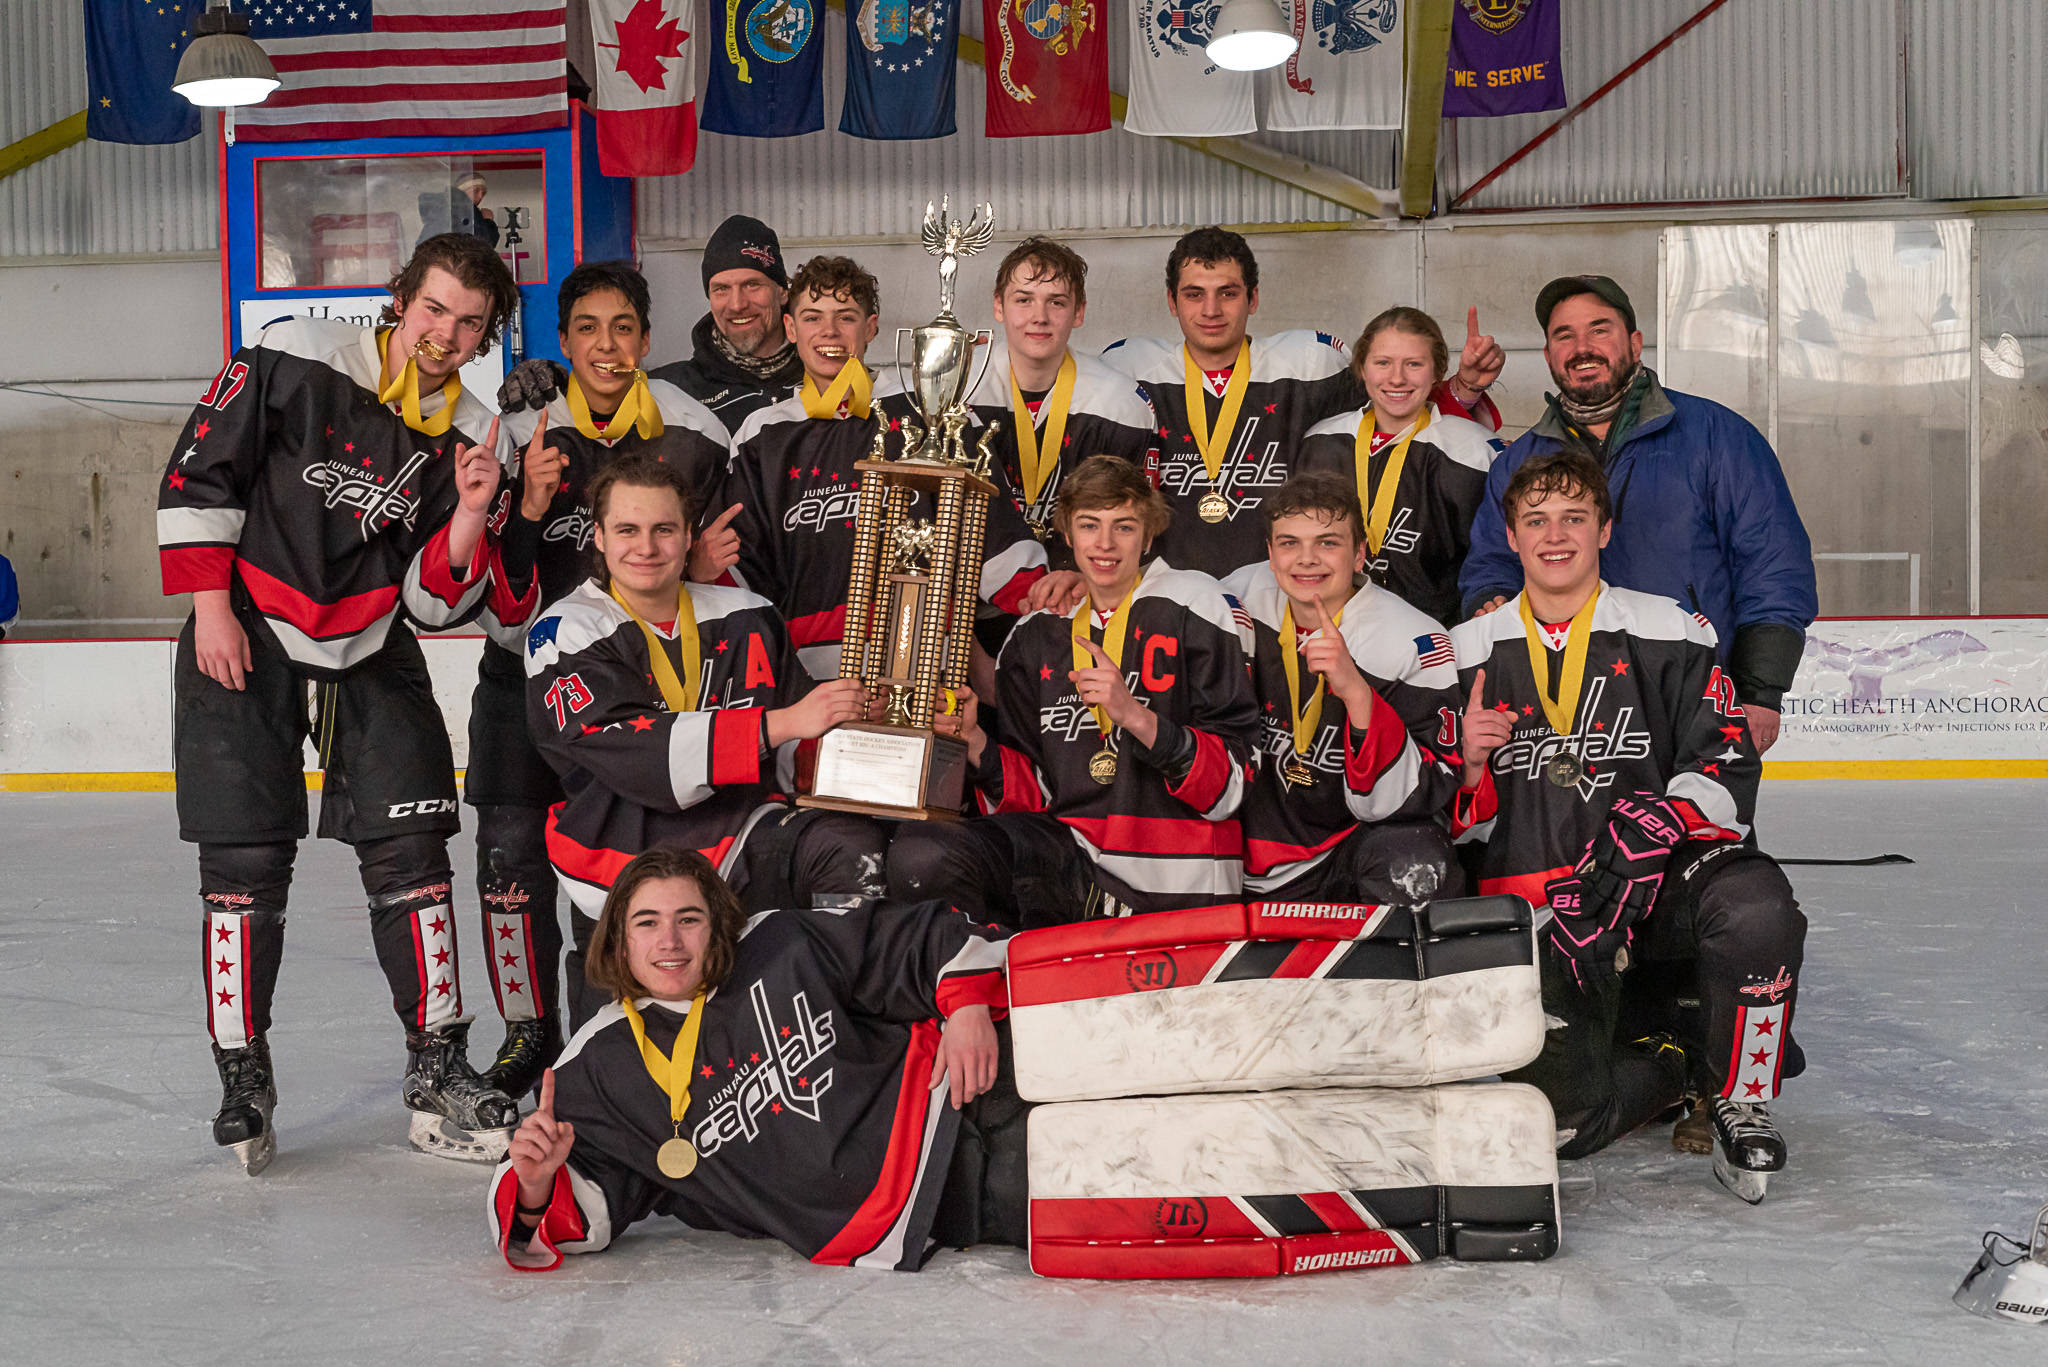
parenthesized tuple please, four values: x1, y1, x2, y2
(1197, 491, 1230, 523)
(1282, 757, 1316, 790)
(1089, 747, 1118, 784)
(1183, 341, 1250, 526)
(1072, 590, 1137, 789)
(1545, 751, 1586, 788)
(656, 1136, 699, 1180)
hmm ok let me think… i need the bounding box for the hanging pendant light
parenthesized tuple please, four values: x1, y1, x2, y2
(173, 0, 281, 108)
(1207, 0, 1300, 73)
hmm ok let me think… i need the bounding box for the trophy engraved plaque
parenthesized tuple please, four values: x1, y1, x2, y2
(800, 198, 1001, 822)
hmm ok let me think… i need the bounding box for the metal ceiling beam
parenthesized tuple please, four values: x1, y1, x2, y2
(1397, 0, 1456, 219)
(0, 112, 87, 183)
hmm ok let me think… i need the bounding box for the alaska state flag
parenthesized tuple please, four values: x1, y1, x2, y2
(984, 0, 1110, 137)
(85, 0, 206, 144)
(702, 0, 826, 136)
(841, 0, 959, 139)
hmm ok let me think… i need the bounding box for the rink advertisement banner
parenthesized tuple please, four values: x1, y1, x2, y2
(702, 0, 826, 136)
(841, 0, 960, 140)
(1442, 0, 1564, 119)
(1769, 618, 2048, 775)
(589, 0, 699, 176)
(85, 0, 205, 145)
(1125, 0, 1256, 137)
(983, 0, 1112, 137)
(1260, 0, 1405, 132)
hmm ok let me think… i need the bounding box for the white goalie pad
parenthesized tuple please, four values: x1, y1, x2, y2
(1027, 1083, 1560, 1278)
(1007, 898, 1544, 1103)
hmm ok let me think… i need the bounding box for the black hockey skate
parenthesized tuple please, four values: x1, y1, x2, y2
(480, 1017, 561, 1103)
(1708, 1095, 1786, 1205)
(212, 1036, 278, 1176)
(403, 1020, 518, 1163)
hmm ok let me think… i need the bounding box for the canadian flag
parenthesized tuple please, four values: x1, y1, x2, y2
(591, 0, 697, 176)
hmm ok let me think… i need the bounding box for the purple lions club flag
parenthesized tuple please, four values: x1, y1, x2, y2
(1260, 0, 1404, 132)
(1443, 0, 1564, 118)
(841, 0, 960, 139)
(1126, 0, 1254, 137)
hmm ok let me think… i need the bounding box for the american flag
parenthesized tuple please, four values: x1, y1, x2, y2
(234, 0, 566, 141)
(1413, 632, 1455, 669)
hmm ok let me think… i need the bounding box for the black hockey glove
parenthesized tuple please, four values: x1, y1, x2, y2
(1545, 791, 1685, 992)
(497, 358, 569, 413)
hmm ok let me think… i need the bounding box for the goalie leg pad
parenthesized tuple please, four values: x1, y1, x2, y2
(1027, 1084, 1560, 1278)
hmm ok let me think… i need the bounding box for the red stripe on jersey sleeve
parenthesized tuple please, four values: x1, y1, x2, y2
(709, 709, 764, 787)
(786, 603, 847, 649)
(1167, 729, 1233, 813)
(412, 523, 481, 607)
(995, 744, 1046, 813)
(485, 541, 537, 626)
(1666, 795, 1742, 842)
(1343, 691, 1408, 791)
(235, 558, 401, 638)
(1449, 770, 1498, 837)
(935, 968, 1008, 1019)
(161, 544, 237, 595)
(811, 1017, 942, 1267)
(495, 1163, 587, 1273)
(990, 564, 1047, 616)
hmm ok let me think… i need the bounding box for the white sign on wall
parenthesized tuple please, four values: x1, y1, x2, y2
(236, 296, 504, 411)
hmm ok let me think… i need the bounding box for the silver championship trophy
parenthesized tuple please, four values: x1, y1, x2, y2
(799, 198, 1001, 821)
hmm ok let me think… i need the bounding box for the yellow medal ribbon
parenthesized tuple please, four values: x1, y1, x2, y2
(1182, 340, 1252, 489)
(1354, 405, 1432, 556)
(375, 328, 461, 437)
(619, 992, 708, 1166)
(609, 582, 701, 714)
(1070, 587, 1138, 743)
(1278, 601, 1343, 757)
(1519, 586, 1603, 738)
(800, 358, 873, 420)
(568, 372, 663, 442)
(1010, 352, 1077, 509)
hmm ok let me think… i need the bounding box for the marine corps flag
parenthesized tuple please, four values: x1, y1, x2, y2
(703, 0, 826, 136)
(841, 0, 960, 139)
(1125, 0, 1255, 137)
(1443, 0, 1565, 117)
(1260, 0, 1404, 132)
(590, 0, 697, 175)
(983, 0, 1111, 137)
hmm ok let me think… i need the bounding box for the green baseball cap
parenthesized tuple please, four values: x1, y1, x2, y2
(1536, 275, 1637, 334)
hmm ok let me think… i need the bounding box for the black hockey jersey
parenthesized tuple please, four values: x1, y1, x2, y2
(1221, 566, 1464, 891)
(962, 343, 1158, 568)
(648, 313, 804, 432)
(158, 318, 520, 674)
(1098, 331, 1360, 579)
(719, 379, 1049, 676)
(524, 579, 815, 913)
(1445, 584, 1759, 906)
(1295, 403, 1504, 627)
(486, 378, 732, 652)
(981, 560, 1261, 911)
(490, 898, 1009, 1272)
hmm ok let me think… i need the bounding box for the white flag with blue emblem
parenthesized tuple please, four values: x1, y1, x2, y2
(1260, 0, 1404, 131)
(1126, 0, 1255, 137)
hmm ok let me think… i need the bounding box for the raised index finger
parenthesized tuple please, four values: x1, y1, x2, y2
(483, 415, 501, 455)
(538, 1067, 556, 1117)
(1466, 305, 1481, 342)
(708, 502, 744, 532)
(525, 416, 548, 458)
(1467, 666, 1487, 712)
(1080, 638, 1112, 667)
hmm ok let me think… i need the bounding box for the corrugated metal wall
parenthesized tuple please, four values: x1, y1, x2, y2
(1445, 0, 1904, 210)
(0, 0, 218, 257)
(1909, 0, 2048, 200)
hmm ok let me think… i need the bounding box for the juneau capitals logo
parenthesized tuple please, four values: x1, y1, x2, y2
(995, 0, 1094, 105)
(745, 0, 813, 63)
(855, 0, 947, 73)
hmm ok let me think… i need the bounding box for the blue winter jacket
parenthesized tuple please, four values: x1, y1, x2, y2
(1459, 374, 1817, 707)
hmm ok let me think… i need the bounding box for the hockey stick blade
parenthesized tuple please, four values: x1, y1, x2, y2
(1775, 853, 1914, 867)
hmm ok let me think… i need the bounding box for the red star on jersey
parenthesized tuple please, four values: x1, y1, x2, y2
(810, 466, 821, 477)
(500, 951, 520, 968)
(428, 915, 447, 935)
(1721, 725, 1745, 742)
(780, 1025, 791, 1037)
(504, 979, 524, 994)
(167, 470, 186, 491)
(1493, 701, 1514, 714)
(1742, 1080, 1766, 1097)
(344, 442, 355, 454)
(1749, 1048, 1771, 1066)
(497, 924, 516, 940)
(1612, 659, 1630, 675)
(324, 425, 335, 438)
(581, 723, 600, 736)
(1263, 700, 1276, 712)
(1703, 763, 1720, 776)
(726, 1057, 735, 1068)
(749, 1052, 761, 1064)
(1158, 426, 1171, 439)
(629, 715, 655, 732)
(434, 980, 453, 997)
(216, 925, 234, 943)
(1040, 665, 1052, 680)
(215, 956, 234, 976)
(1594, 721, 1607, 730)
(1263, 402, 1278, 414)
(700, 1064, 714, 1078)
(1521, 705, 1534, 716)
(715, 639, 729, 652)
(433, 948, 451, 966)
(770, 1101, 783, 1115)
(217, 988, 235, 1006)
(194, 419, 212, 440)
(798, 1076, 808, 1087)
(788, 466, 800, 479)
(1753, 1017, 1776, 1036)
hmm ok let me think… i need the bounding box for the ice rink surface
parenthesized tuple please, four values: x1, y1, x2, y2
(3, 782, 2042, 1366)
